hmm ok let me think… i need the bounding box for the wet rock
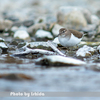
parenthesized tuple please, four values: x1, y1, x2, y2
(52, 24, 63, 36)
(76, 45, 95, 57)
(14, 26, 30, 40)
(0, 19, 13, 30)
(0, 73, 33, 81)
(22, 20, 34, 27)
(35, 30, 53, 41)
(35, 55, 86, 66)
(57, 6, 87, 30)
(27, 42, 57, 51)
(91, 15, 100, 25)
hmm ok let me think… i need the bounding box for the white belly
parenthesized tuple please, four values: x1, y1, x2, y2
(58, 34, 82, 47)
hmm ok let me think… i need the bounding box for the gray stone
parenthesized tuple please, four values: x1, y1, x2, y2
(35, 55, 86, 66)
(0, 19, 13, 30)
(76, 45, 95, 57)
(57, 6, 87, 30)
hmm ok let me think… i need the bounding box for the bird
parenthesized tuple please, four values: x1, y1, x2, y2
(57, 28, 83, 47)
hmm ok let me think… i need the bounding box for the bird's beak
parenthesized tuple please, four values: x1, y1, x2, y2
(56, 33, 61, 37)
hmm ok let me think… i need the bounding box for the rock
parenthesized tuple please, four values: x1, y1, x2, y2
(96, 9, 100, 18)
(76, 45, 95, 57)
(11, 26, 19, 32)
(57, 6, 87, 30)
(0, 19, 13, 30)
(97, 25, 100, 33)
(97, 45, 100, 53)
(22, 20, 34, 27)
(91, 15, 100, 25)
(82, 24, 96, 32)
(0, 38, 8, 49)
(10, 40, 18, 46)
(27, 23, 46, 34)
(27, 42, 57, 51)
(0, 73, 33, 81)
(17, 42, 26, 48)
(81, 8, 92, 24)
(52, 24, 63, 36)
(35, 30, 53, 41)
(35, 55, 86, 66)
(14, 26, 30, 40)
(0, 38, 5, 42)
(52, 37, 60, 45)
(87, 64, 100, 72)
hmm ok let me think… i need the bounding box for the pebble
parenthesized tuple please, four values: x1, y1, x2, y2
(35, 29, 53, 40)
(0, 38, 8, 49)
(0, 19, 13, 30)
(11, 26, 19, 32)
(76, 45, 95, 57)
(14, 26, 30, 40)
(91, 15, 100, 25)
(14, 30, 30, 40)
(52, 37, 60, 45)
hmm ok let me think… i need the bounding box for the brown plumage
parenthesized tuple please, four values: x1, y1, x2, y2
(59, 28, 83, 38)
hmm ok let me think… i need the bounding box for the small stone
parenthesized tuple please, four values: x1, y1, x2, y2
(96, 9, 100, 18)
(91, 15, 100, 25)
(17, 42, 26, 48)
(35, 30, 53, 41)
(0, 19, 13, 30)
(14, 30, 30, 40)
(76, 45, 95, 57)
(22, 20, 34, 27)
(52, 24, 63, 36)
(35, 55, 86, 66)
(82, 24, 96, 32)
(52, 37, 60, 45)
(0, 42, 8, 49)
(0, 38, 5, 42)
(14, 26, 30, 40)
(11, 26, 19, 32)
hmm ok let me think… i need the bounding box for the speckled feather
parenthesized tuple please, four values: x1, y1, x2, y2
(59, 28, 83, 38)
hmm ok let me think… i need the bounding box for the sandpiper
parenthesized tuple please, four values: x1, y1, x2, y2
(58, 28, 83, 47)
